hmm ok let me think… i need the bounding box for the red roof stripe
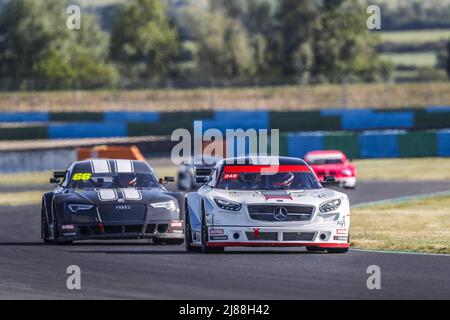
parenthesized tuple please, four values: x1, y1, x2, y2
(223, 165, 310, 173)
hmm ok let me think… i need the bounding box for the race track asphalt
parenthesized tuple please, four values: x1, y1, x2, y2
(0, 180, 449, 299)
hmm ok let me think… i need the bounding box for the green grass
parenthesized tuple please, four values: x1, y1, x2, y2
(0, 171, 51, 186)
(380, 29, 450, 44)
(0, 191, 45, 206)
(380, 52, 437, 67)
(351, 195, 450, 254)
(353, 158, 450, 181)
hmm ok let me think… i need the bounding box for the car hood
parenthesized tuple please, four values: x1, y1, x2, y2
(56, 188, 174, 205)
(207, 188, 346, 207)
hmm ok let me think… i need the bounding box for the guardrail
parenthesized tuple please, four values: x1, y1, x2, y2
(1, 107, 450, 139)
(281, 130, 450, 158)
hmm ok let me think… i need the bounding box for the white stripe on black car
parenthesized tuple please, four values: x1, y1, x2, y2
(121, 188, 142, 201)
(96, 189, 118, 201)
(115, 159, 133, 173)
(91, 160, 111, 174)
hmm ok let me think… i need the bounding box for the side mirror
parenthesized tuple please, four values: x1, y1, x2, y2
(53, 170, 66, 179)
(322, 176, 338, 187)
(50, 170, 66, 185)
(164, 176, 175, 183)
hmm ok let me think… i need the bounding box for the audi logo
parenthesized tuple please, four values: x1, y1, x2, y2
(115, 205, 131, 211)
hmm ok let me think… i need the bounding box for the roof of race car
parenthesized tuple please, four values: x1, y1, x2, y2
(219, 156, 308, 166)
(69, 159, 153, 174)
(304, 150, 346, 160)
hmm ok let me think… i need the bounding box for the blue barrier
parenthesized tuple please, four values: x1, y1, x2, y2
(320, 108, 366, 116)
(341, 111, 413, 130)
(49, 122, 127, 139)
(0, 112, 49, 123)
(426, 106, 450, 113)
(437, 130, 450, 156)
(359, 131, 400, 158)
(202, 111, 269, 133)
(104, 112, 160, 123)
(287, 132, 324, 158)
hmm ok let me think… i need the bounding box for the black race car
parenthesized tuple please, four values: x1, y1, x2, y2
(41, 159, 185, 245)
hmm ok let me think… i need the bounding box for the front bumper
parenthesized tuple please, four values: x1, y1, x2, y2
(205, 225, 349, 248)
(58, 220, 184, 241)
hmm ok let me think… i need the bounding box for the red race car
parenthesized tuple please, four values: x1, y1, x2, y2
(304, 150, 356, 189)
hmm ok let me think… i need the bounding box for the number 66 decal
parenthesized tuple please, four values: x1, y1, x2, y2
(72, 173, 92, 181)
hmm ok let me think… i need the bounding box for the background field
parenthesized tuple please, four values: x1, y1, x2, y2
(380, 29, 450, 44)
(351, 194, 450, 254)
(2, 82, 450, 112)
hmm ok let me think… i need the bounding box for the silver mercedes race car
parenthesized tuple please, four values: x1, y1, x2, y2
(184, 156, 350, 253)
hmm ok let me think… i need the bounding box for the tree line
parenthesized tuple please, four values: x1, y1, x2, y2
(0, 0, 418, 90)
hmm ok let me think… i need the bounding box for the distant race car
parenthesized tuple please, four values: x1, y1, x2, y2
(304, 150, 356, 189)
(177, 156, 221, 191)
(184, 156, 350, 253)
(41, 159, 184, 245)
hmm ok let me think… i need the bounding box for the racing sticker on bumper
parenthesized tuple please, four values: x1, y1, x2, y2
(333, 236, 348, 241)
(210, 228, 224, 235)
(210, 235, 228, 241)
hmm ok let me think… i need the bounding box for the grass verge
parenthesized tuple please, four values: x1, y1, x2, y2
(380, 29, 450, 44)
(353, 158, 450, 181)
(351, 195, 450, 254)
(0, 191, 44, 206)
(0, 171, 51, 186)
(2, 82, 450, 111)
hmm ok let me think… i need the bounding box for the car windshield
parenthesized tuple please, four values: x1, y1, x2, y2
(216, 165, 321, 191)
(307, 158, 343, 165)
(67, 172, 159, 189)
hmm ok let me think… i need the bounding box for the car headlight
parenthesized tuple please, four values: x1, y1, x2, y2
(214, 198, 242, 211)
(319, 199, 342, 213)
(150, 200, 177, 212)
(341, 169, 352, 176)
(68, 204, 94, 213)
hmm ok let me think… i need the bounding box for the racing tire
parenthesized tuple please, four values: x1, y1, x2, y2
(326, 247, 349, 254)
(185, 200, 201, 252)
(41, 203, 52, 244)
(200, 202, 224, 254)
(306, 246, 326, 252)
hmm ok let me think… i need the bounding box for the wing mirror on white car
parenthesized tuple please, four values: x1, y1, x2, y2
(322, 176, 338, 187)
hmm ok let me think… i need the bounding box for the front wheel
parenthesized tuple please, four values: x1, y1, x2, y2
(52, 216, 73, 245)
(185, 201, 200, 252)
(200, 207, 224, 254)
(41, 204, 52, 244)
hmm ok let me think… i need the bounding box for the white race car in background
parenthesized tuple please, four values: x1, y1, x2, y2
(184, 156, 350, 253)
(177, 156, 221, 191)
